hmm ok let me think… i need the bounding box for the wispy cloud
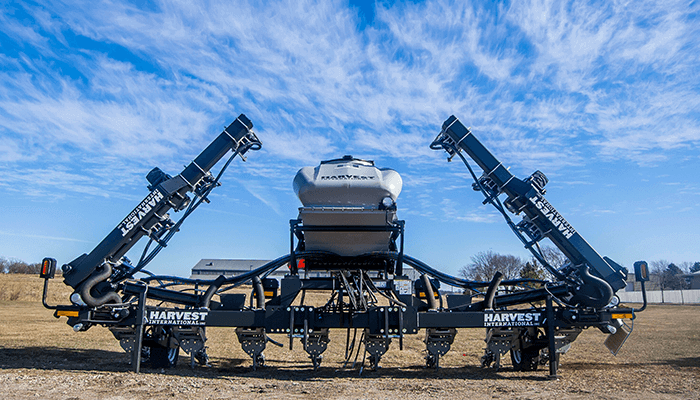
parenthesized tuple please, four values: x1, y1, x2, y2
(4, 0, 700, 277)
(239, 179, 284, 216)
(507, 0, 700, 163)
(1, 0, 698, 205)
(439, 198, 499, 223)
(0, 230, 92, 243)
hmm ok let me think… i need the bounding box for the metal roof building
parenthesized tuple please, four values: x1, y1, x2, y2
(190, 258, 423, 281)
(190, 259, 277, 279)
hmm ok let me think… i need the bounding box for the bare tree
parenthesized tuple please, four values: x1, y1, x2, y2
(520, 261, 546, 280)
(460, 250, 525, 281)
(646, 260, 696, 290)
(649, 260, 670, 290)
(539, 245, 568, 269)
(678, 261, 693, 274)
(661, 263, 687, 290)
(526, 245, 567, 280)
(0, 257, 42, 274)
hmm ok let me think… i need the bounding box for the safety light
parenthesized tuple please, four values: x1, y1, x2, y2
(415, 277, 440, 299)
(298, 258, 306, 270)
(634, 261, 649, 282)
(382, 197, 393, 208)
(262, 278, 279, 299)
(40, 257, 56, 279)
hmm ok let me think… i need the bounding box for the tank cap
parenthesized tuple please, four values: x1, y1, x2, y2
(320, 155, 374, 165)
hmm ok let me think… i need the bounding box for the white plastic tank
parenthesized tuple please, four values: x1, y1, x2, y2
(293, 155, 402, 208)
(293, 156, 403, 257)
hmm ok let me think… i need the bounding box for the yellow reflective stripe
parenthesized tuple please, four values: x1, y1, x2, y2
(612, 313, 633, 319)
(56, 310, 79, 317)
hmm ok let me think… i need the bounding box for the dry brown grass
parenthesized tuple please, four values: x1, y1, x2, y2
(0, 273, 73, 303)
(1, 274, 699, 399)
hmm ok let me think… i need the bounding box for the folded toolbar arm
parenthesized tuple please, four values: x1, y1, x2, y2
(62, 115, 260, 297)
(433, 116, 627, 293)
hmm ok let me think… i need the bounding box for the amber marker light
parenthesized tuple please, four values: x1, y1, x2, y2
(40, 257, 56, 279)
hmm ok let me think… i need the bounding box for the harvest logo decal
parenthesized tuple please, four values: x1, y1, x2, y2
(147, 310, 209, 325)
(117, 189, 165, 236)
(528, 193, 576, 239)
(320, 175, 376, 180)
(484, 312, 543, 327)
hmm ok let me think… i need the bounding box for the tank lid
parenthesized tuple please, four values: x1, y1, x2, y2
(320, 155, 374, 166)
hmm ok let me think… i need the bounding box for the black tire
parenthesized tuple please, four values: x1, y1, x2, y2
(510, 346, 539, 371)
(511, 328, 540, 371)
(149, 345, 179, 368)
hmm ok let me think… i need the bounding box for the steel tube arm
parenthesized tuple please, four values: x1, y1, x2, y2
(63, 115, 259, 290)
(433, 115, 627, 292)
(437, 115, 531, 197)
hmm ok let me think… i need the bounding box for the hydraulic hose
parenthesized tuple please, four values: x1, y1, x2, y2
(121, 140, 261, 282)
(482, 272, 504, 310)
(420, 274, 438, 310)
(80, 264, 122, 307)
(143, 254, 292, 287)
(400, 253, 547, 290)
(199, 275, 227, 308)
(253, 276, 266, 309)
(571, 266, 614, 308)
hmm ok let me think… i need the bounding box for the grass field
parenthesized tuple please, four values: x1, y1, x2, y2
(1, 274, 699, 399)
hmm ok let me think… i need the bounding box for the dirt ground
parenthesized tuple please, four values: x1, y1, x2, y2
(1, 274, 699, 399)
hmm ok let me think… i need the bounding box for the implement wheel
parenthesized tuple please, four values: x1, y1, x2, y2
(510, 346, 539, 371)
(149, 344, 179, 368)
(510, 328, 540, 371)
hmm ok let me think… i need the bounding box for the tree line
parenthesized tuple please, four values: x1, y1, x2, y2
(458, 248, 562, 282)
(646, 260, 700, 290)
(459, 248, 699, 291)
(0, 257, 44, 274)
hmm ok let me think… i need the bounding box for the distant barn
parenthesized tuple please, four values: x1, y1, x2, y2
(190, 258, 328, 280)
(190, 258, 429, 284)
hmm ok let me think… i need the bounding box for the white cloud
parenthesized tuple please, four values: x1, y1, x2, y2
(238, 179, 284, 216)
(0, 230, 93, 243)
(0, 0, 698, 203)
(439, 198, 499, 223)
(505, 0, 700, 162)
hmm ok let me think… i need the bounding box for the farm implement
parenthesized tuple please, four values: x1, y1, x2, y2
(40, 114, 649, 377)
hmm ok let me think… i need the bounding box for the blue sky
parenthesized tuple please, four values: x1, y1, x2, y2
(1, 0, 699, 278)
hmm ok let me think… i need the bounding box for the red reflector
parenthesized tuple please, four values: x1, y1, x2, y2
(298, 259, 305, 269)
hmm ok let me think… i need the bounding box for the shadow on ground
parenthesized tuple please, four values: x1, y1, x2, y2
(654, 356, 700, 369)
(4, 346, 695, 382)
(0, 346, 573, 382)
(0, 347, 128, 372)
